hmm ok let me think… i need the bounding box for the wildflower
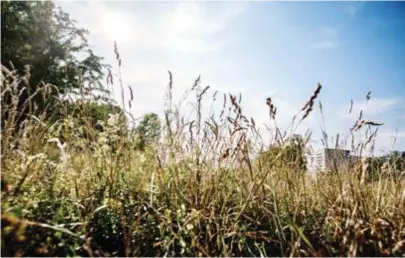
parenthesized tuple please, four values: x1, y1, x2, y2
(107, 113, 120, 127)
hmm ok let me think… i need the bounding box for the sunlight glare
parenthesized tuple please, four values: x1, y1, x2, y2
(102, 12, 132, 43)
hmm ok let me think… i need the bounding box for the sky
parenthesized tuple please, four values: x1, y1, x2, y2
(55, 1, 405, 155)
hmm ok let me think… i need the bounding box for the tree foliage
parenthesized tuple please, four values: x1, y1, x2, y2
(134, 113, 161, 151)
(257, 135, 307, 171)
(386, 151, 405, 172)
(61, 100, 123, 126)
(47, 99, 126, 145)
(1, 1, 109, 126)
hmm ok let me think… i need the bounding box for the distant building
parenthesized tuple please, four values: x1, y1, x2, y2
(306, 148, 351, 174)
(305, 147, 405, 175)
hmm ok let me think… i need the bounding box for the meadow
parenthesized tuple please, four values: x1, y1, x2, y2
(2, 53, 405, 257)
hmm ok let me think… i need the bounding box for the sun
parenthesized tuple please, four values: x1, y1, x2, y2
(102, 12, 132, 43)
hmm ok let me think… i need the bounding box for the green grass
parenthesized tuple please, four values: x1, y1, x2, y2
(1, 63, 405, 257)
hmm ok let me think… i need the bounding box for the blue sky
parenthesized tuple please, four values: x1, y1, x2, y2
(56, 1, 405, 155)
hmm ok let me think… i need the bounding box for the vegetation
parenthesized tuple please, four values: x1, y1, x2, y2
(133, 113, 162, 151)
(1, 1, 109, 128)
(1, 1, 405, 257)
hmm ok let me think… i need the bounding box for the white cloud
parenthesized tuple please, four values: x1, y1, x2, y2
(373, 130, 405, 155)
(356, 98, 399, 114)
(55, 1, 249, 117)
(378, 131, 405, 139)
(53, 1, 404, 154)
(57, 1, 248, 54)
(329, 98, 405, 154)
(164, 2, 248, 53)
(338, 98, 399, 119)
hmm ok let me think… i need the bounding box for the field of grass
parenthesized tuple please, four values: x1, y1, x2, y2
(1, 61, 405, 257)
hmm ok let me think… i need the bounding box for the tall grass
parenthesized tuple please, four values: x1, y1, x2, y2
(1, 48, 404, 257)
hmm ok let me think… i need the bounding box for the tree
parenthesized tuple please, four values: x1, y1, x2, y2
(49, 99, 126, 144)
(283, 135, 307, 170)
(385, 151, 405, 174)
(361, 151, 405, 182)
(134, 113, 161, 151)
(256, 135, 307, 171)
(363, 156, 385, 181)
(55, 100, 124, 127)
(1, 1, 109, 127)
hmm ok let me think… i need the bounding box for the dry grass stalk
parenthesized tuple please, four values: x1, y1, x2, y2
(266, 97, 277, 120)
(2, 50, 404, 258)
(352, 119, 384, 132)
(349, 100, 354, 114)
(301, 82, 322, 120)
(366, 90, 371, 101)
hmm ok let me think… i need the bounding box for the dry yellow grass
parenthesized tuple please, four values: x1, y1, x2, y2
(1, 59, 404, 257)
